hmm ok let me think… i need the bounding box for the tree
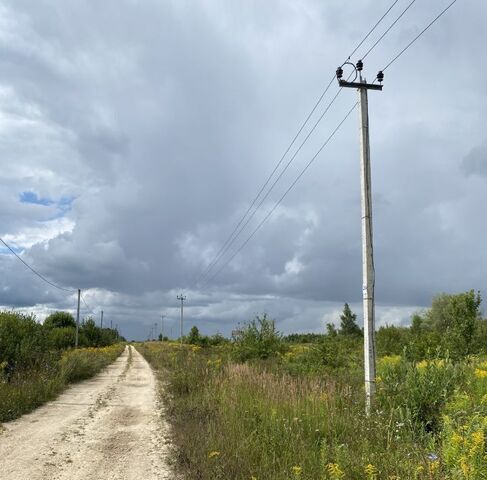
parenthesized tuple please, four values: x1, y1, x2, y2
(232, 314, 284, 361)
(424, 290, 482, 358)
(43, 311, 76, 329)
(187, 325, 201, 345)
(326, 323, 338, 337)
(339, 303, 362, 337)
(81, 318, 102, 347)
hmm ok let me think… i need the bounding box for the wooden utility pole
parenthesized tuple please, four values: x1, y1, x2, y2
(336, 60, 383, 415)
(100, 310, 104, 328)
(75, 289, 81, 348)
(177, 294, 186, 345)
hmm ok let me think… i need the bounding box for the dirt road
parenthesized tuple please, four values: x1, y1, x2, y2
(0, 345, 173, 480)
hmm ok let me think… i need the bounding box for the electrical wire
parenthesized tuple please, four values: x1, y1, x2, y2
(382, 0, 459, 71)
(200, 102, 358, 288)
(362, 0, 418, 61)
(0, 237, 75, 293)
(1, 237, 100, 317)
(194, 0, 408, 285)
(194, 0, 404, 287)
(80, 293, 96, 316)
(347, 0, 401, 60)
(199, 0, 462, 288)
(197, 85, 345, 287)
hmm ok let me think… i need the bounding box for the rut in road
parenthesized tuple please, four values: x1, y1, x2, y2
(0, 345, 174, 480)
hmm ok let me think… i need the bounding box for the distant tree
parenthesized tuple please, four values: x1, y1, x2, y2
(424, 290, 482, 358)
(326, 323, 338, 337)
(232, 314, 285, 361)
(81, 318, 102, 347)
(339, 303, 362, 337)
(187, 326, 201, 345)
(47, 327, 76, 350)
(44, 311, 76, 329)
(376, 325, 409, 356)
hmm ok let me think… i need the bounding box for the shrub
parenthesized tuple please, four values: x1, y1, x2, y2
(232, 314, 285, 361)
(377, 357, 465, 432)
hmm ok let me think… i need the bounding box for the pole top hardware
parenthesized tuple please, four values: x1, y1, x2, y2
(336, 59, 383, 91)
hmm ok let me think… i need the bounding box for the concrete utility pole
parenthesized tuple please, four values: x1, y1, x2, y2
(161, 314, 166, 340)
(336, 60, 383, 415)
(177, 294, 186, 345)
(100, 310, 104, 328)
(75, 289, 81, 348)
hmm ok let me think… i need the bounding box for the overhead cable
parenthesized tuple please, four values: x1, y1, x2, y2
(0, 237, 75, 293)
(382, 0, 459, 71)
(195, 0, 406, 286)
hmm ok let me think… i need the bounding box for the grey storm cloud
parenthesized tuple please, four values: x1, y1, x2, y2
(0, 0, 486, 340)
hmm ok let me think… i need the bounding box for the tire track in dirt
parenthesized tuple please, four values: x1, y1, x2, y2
(0, 346, 174, 480)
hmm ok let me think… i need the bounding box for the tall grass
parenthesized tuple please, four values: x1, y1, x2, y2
(138, 342, 487, 480)
(0, 344, 124, 422)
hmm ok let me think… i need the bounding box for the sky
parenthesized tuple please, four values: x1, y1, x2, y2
(0, 0, 485, 341)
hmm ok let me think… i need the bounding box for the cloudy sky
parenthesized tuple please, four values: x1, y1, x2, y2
(0, 0, 485, 340)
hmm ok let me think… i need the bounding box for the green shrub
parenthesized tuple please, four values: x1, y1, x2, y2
(232, 314, 286, 361)
(378, 357, 466, 432)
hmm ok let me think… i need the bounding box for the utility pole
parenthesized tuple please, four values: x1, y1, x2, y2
(75, 289, 81, 348)
(161, 315, 166, 340)
(177, 294, 186, 345)
(100, 310, 104, 328)
(336, 60, 383, 415)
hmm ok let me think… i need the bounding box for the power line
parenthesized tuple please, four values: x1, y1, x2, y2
(0, 237, 74, 293)
(194, 74, 335, 287)
(197, 85, 345, 287)
(1, 237, 100, 318)
(362, 0, 418, 61)
(347, 0, 401, 60)
(200, 102, 358, 288)
(80, 293, 96, 316)
(382, 0, 459, 71)
(200, 0, 461, 287)
(194, 0, 403, 287)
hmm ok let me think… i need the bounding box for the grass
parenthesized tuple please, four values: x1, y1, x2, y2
(138, 342, 487, 480)
(0, 344, 125, 422)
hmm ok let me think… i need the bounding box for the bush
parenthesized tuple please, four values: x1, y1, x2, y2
(232, 314, 286, 361)
(0, 311, 47, 375)
(377, 357, 466, 432)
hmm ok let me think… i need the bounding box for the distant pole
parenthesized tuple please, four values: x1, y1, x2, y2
(75, 289, 81, 348)
(161, 314, 166, 340)
(177, 294, 186, 345)
(110, 319, 113, 329)
(336, 60, 383, 415)
(100, 310, 104, 328)
(154, 322, 158, 340)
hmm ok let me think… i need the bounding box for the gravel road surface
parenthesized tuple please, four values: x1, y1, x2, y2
(0, 345, 173, 480)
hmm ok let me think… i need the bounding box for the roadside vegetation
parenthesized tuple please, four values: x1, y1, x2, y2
(138, 290, 487, 480)
(0, 310, 124, 422)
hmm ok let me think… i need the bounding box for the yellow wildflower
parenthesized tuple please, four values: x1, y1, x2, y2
(364, 463, 378, 479)
(291, 465, 302, 477)
(326, 463, 345, 479)
(460, 456, 473, 476)
(428, 460, 440, 475)
(208, 450, 220, 458)
(474, 368, 487, 379)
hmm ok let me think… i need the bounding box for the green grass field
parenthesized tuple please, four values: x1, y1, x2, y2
(138, 341, 487, 480)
